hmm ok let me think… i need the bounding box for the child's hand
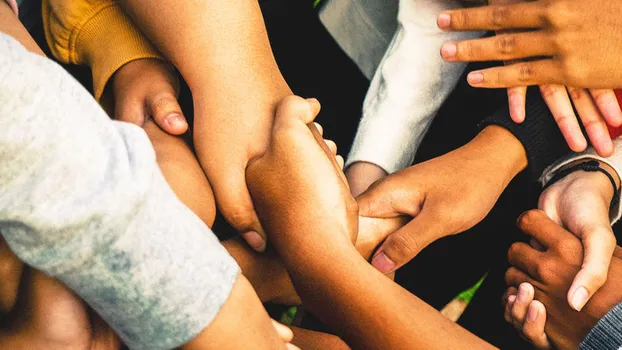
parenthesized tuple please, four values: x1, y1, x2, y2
(345, 162, 388, 198)
(246, 96, 358, 250)
(112, 59, 188, 134)
(502, 283, 551, 349)
(505, 210, 622, 348)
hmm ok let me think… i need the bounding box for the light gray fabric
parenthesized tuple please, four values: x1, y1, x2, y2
(0, 33, 239, 350)
(580, 302, 622, 350)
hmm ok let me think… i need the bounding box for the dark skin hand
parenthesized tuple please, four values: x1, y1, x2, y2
(504, 210, 622, 349)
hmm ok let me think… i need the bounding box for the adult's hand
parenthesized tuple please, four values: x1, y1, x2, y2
(437, 0, 622, 90)
(505, 210, 622, 348)
(357, 125, 527, 274)
(539, 160, 620, 311)
(112, 59, 188, 134)
(442, 0, 621, 156)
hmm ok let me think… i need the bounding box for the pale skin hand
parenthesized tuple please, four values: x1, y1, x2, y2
(539, 161, 620, 311)
(440, 0, 622, 157)
(356, 125, 527, 274)
(345, 162, 388, 198)
(119, 0, 293, 252)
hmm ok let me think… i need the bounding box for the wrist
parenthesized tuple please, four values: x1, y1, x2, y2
(557, 160, 621, 202)
(463, 125, 528, 188)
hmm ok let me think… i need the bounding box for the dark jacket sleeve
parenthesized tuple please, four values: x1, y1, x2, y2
(479, 87, 571, 180)
(580, 302, 622, 350)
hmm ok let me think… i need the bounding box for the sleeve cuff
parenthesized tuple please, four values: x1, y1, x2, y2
(580, 302, 622, 350)
(74, 3, 164, 101)
(540, 139, 622, 224)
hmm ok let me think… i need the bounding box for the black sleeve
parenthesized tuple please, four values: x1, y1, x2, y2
(479, 87, 571, 179)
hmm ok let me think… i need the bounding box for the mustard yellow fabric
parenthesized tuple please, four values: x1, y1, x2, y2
(43, 0, 164, 101)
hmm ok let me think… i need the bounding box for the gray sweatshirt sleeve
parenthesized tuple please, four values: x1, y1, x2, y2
(580, 302, 622, 350)
(0, 33, 239, 350)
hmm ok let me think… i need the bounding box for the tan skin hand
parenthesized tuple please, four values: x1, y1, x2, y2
(357, 125, 527, 274)
(112, 58, 188, 135)
(443, 0, 621, 157)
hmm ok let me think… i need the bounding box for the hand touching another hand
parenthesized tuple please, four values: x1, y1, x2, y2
(112, 58, 188, 134)
(539, 160, 620, 311)
(504, 210, 622, 349)
(357, 125, 527, 274)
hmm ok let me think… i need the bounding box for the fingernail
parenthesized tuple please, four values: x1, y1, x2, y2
(166, 113, 187, 128)
(437, 13, 451, 28)
(467, 72, 484, 85)
(508, 295, 517, 308)
(518, 284, 530, 303)
(371, 251, 396, 274)
(527, 303, 539, 322)
(242, 231, 266, 252)
(570, 286, 589, 311)
(441, 43, 457, 59)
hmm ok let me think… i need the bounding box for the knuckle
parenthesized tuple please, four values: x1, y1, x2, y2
(539, 84, 560, 99)
(556, 236, 582, 256)
(492, 6, 509, 28)
(517, 210, 541, 231)
(590, 271, 608, 289)
(508, 243, 522, 262)
(567, 87, 585, 101)
(497, 35, 517, 55)
(518, 64, 535, 83)
(223, 205, 256, 230)
(384, 233, 418, 263)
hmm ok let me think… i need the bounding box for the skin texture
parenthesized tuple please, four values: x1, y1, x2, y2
(345, 161, 389, 198)
(119, 0, 294, 251)
(356, 125, 527, 274)
(504, 210, 622, 349)
(539, 161, 620, 311)
(442, 0, 622, 157)
(246, 96, 496, 349)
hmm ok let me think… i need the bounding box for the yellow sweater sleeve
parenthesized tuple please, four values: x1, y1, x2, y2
(42, 0, 164, 101)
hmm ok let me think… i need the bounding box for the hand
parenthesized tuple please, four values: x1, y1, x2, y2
(539, 160, 620, 311)
(505, 210, 622, 348)
(444, 0, 620, 156)
(502, 283, 551, 349)
(357, 125, 527, 274)
(246, 96, 359, 250)
(437, 0, 622, 91)
(345, 162, 388, 198)
(112, 58, 188, 134)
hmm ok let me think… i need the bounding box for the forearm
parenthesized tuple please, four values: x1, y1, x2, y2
(0, 1, 43, 55)
(271, 228, 492, 349)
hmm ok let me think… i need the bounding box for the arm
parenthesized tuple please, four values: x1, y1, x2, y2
(246, 97, 495, 349)
(0, 23, 284, 349)
(346, 0, 482, 195)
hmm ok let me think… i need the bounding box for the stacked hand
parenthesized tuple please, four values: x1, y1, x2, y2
(439, 0, 622, 156)
(503, 210, 622, 349)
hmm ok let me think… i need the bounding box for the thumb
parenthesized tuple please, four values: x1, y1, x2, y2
(212, 172, 266, 252)
(357, 177, 422, 219)
(146, 91, 188, 135)
(567, 221, 616, 311)
(273, 96, 320, 130)
(370, 209, 441, 274)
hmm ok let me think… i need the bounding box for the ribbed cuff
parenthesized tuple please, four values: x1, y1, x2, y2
(580, 302, 622, 350)
(479, 87, 571, 180)
(74, 4, 163, 100)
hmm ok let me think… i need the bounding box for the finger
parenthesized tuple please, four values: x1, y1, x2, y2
(214, 174, 266, 252)
(466, 60, 563, 89)
(313, 122, 324, 136)
(568, 224, 616, 311)
(508, 86, 527, 123)
(146, 91, 188, 135)
(272, 320, 294, 343)
(614, 246, 622, 259)
(371, 210, 443, 273)
(274, 96, 320, 129)
(336, 155, 345, 170)
(324, 139, 337, 155)
(505, 266, 541, 290)
(540, 85, 587, 152)
(505, 294, 517, 324)
(437, 3, 545, 31)
(441, 32, 554, 63)
(114, 94, 147, 126)
(357, 176, 423, 219)
(590, 89, 622, 127)
(516, 210, 569, 248)
(522, 301, 551, 349)
(503, 286, 519, 307)
(569, 87, 613, 156)
(511, 282, 534, 329)
(508, 242, 547, 282)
